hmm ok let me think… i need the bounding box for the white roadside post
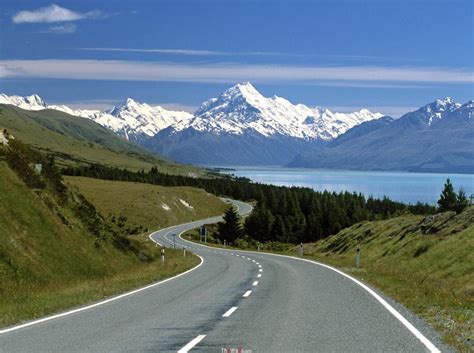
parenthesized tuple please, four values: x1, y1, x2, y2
(356, 245, 361, 268)
(183, 246, 186, 258)
(299, 243, 304, 257)
(161, 247, 165, 265)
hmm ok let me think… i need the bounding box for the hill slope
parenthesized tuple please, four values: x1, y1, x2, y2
(301, 208, 474, 351)
(288, 98, 474, 173)
(0, 104, 201, 174)
(0, 154, 226, 327)
(65, 176, 227, 231)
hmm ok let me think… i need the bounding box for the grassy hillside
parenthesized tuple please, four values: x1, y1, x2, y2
(0, 104, 202, 175)
(299, 209, 474, 352)
(184, 206, 473, 351)
(65, 176, 227, 232)
(0, 159, 202, 328)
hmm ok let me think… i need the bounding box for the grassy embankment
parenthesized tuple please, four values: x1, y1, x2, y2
(185, 208, 474, 352)
(0, 159, 225, 328)
(0, 104, 203, 175)
(64, 176, 227, 231)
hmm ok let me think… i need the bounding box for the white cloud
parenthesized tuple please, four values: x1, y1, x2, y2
(12, 4, 102, 24)
(0, 59, 471, 85)
(41, 23, 77, 34)
(328, 106, 418, 118)
(76, 47, 282, 57)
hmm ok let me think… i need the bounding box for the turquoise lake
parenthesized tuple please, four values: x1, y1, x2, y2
(220, 167, 474, 205)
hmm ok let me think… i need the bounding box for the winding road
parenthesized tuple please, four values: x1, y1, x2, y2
(0, 199, 453, 352)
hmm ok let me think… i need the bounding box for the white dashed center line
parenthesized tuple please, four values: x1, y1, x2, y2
(253, 281, 259, 286)
(222, 307, 238, 317)
(178, 335, 206, 353)
(243, 290, 252, 298)
(257, 274, 262, 278)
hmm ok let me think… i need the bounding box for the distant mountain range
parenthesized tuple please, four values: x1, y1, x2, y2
(1, 86, 472, 172)
(0, 83, 382, 165)
(288, 98, 474, 173)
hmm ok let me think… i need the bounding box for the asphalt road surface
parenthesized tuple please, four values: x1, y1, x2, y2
(0, 199, 453, 353)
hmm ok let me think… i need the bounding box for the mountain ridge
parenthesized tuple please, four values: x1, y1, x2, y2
(0, 83, 383, 142)
(287, 98, 474, 173)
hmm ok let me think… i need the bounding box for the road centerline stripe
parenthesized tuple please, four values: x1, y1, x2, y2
(178, 335, 206, 353)
(253, 281, 258, 286)
(222, 307, 238, 317)
(243, 290, 252, 298)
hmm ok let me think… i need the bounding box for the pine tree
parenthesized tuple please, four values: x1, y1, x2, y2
(454, 189, 469, 214)
(438, 178, 457, 212)
(217, 207, 244, 244)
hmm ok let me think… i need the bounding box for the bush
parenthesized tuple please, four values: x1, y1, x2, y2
(6, 140, 45, 189)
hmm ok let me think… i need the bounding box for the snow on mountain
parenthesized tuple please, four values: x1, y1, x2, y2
(0, 83, 382, 142)
(417, 96, 462, 125)
(0, 93, 193, 142)
(0, 94, 46, 111)
(174, 82, 383, 141)
(107, 98, 193, 139)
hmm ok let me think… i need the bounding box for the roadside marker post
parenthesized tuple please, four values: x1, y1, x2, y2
(356, 245, 361, 268)
(183, 247, 186, 258)
(299, 243, 304, 257)
(161, 248, 165, 265)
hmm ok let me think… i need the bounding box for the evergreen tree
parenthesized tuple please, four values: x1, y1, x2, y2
(245, 206, 274, 242)
(454, 189, 469, 214)
(438, 178, 457, 212)
(217, 207, 244, 244)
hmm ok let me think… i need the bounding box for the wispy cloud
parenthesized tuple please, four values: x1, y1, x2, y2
(329, 106, 418, 118)
(76, 47, 283, 57)
(12, 4, 103, 24)
(0, 59, 471, 85)
(75, 47, 421, 62)
(41, 23, 77, 34)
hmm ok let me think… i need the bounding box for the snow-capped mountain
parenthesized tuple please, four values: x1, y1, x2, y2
(0, 94, 193, 143)
(0, 94, 47, 111)
(172, 82, 383, 141)
(0, 83, 383, 165)
(416, 97, 462, 125)
(288, 97, 474, 173)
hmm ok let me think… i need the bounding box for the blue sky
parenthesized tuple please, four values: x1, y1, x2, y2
(0, 0, 472, 116)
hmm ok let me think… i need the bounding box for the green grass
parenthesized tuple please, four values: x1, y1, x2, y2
(301, 210, 474, 352)
(184, 209, 474, 352)
(64, 176, 227, 231)
(0, 104, 203, 175)
(0, 162, 201, 327)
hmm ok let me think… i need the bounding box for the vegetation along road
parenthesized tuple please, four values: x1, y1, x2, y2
(0, 199, 454, 352)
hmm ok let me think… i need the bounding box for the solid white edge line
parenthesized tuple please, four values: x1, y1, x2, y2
(222, 306, 238, 317)
(178, 334, 207, 353)
(243, 290, 252, 298)
(176, 201, 441, 353)
(0, 254, 204, 335)
(253, 281, 258, 286)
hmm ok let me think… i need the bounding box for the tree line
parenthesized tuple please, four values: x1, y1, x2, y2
(62, 164, 436, 244)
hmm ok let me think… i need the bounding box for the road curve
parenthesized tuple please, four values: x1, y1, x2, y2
(0, 199, 452, 353)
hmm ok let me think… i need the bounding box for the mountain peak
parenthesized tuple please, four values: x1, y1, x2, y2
(223, 82, 262, 100)
(0, 93, 46, 110)
(419, 96, 460, 117)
